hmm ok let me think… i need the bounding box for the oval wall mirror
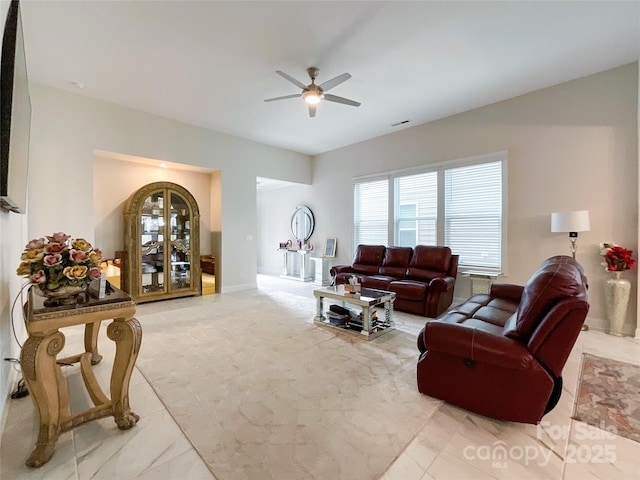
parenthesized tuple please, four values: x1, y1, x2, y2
(291, 205, 315, 242)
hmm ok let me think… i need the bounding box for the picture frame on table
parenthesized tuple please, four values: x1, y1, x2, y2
(324, 238, 337, 258)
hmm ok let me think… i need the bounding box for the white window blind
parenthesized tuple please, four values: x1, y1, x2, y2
(354, 179, 388, 247)
(444, 161, 502, 269)
(394, 172, 437, 247)
(354, 155, 504, 270)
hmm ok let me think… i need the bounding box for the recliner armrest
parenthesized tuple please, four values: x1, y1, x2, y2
(422, 321, 535, 370)
(428, 276, 456, 293)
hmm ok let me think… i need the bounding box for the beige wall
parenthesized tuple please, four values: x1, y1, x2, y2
(26, 83, 312, 292)
(259, 63, 639, 334)
(2, 59, 638, 426)
(93, 156, 215, 259)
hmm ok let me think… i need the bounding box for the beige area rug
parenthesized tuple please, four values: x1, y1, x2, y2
(135, 290, 439, 480)
(573, 353, 640, 443)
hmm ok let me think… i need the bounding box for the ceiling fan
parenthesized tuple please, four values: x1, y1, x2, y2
(264, 67, 361, 117)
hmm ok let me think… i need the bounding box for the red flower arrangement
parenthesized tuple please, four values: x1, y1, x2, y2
(600, 243, 635, 272)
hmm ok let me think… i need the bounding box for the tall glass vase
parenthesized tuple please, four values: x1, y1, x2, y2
(604, 271, 631, 336)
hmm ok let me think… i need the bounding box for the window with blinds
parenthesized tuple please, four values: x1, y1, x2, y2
(354, 179, 388, 246)
(395, 172, 437, 247)
(444, 161, 502, 269)
(353, 154, 505, 270)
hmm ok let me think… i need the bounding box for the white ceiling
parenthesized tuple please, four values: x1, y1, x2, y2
(19, 1, 640, 156)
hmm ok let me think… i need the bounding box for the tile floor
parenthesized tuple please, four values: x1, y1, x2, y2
(1, 275, 639, 480)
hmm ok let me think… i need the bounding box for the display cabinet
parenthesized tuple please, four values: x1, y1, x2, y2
(122, 181, 201, 303)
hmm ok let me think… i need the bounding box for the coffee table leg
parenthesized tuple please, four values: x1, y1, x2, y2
(107, 317, 142, 430)
(361, 306, 371, 335)
(384, 300, 394, 325)
(316, 295, 324, 320)
(20, 331, 66, 468)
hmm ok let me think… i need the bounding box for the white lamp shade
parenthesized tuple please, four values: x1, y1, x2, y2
(551, 210, 590, 233)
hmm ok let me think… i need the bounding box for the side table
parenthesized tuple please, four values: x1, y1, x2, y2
(309, 256, 332, 286)
(20, 286, 142, 468)
(462, 270, 502, 295)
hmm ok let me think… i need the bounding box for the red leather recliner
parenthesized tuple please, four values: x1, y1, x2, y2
(416, 256, 589, 424)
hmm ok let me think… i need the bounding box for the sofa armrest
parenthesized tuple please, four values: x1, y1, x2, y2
(330, 265, 353, 277)
(422, 321, 536, 370)
(489, 283, 524, 302)
(428, 276, 456, 293)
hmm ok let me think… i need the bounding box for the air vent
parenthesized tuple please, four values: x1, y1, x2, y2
(391, 119, 411, 127)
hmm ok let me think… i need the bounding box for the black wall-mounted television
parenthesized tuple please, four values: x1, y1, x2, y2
(1, 0, 30, 214)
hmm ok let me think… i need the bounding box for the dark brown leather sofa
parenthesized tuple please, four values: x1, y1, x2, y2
(416, 256, 589, 424)
(330, 244, 459, 317)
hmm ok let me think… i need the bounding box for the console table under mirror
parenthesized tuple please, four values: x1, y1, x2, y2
(279, 205, 315, 282)
(122, 181, 201, 303)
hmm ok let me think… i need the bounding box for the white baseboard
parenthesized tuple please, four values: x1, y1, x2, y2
(221, 282, 257, 294)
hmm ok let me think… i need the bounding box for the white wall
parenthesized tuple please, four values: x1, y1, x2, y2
(257, 183, 313, 276)
(27, 83, 312, 292)
(637, 59, 640, 339)
(0, 0, 28, 433)
(259, 63, 639, 334)
(0, 206, 28, 435)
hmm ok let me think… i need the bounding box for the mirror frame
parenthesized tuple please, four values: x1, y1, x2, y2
(290, 205, 315, 242)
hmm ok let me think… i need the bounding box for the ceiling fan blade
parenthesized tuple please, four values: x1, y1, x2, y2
(324, 93, 361, 107)
(319, 72, 351, 92)
(276, 70, 307, 90)
(308, 104, 316, 117)
(264, 94, 301, 102)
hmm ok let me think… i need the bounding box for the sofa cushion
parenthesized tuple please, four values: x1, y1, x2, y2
(388, 280, 427, 300)
(362, 275, 394, 290)
(507, 261, 585, 341)
(352, 244, 386, 274)
(379, 246, 413, 277)
(407, 246, 452, 278)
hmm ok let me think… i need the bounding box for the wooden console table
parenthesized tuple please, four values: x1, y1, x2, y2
(20, 286, 142, 468)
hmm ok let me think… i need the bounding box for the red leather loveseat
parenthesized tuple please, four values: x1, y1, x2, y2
(330, 244, 459, 317)
(417, 256, 589, 424)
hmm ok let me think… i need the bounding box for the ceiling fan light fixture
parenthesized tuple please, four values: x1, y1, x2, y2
(265, 67, 359, 117)
(303, 91, 323, 104)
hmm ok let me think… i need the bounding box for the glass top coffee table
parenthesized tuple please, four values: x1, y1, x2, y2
(313, 284, 396, 339)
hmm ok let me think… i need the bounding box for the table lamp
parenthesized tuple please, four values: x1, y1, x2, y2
(551, 210, 590, 260)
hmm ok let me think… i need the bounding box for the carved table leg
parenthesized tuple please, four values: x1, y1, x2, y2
(20, 331, 66, 468)
(84, 321, 103, 365)
(107, 317, 142, 430)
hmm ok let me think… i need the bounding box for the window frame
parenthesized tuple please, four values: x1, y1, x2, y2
(353, 151, 508, 273)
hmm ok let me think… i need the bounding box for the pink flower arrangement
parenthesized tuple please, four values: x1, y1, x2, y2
(16, 232, 103, 291)
(600, 242, 635, 272)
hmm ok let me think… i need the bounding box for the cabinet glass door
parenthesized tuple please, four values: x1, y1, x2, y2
(140, 191, 165, 294)
(169, 192, 191, 290)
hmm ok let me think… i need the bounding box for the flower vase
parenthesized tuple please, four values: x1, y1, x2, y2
(604, 271, 631, 336)
(35, 284, 89, 307)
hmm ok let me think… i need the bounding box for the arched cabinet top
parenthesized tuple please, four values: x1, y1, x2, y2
(124, 181, 200, 217)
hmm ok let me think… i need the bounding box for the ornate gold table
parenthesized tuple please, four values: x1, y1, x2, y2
(20, 286, 142, 468)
